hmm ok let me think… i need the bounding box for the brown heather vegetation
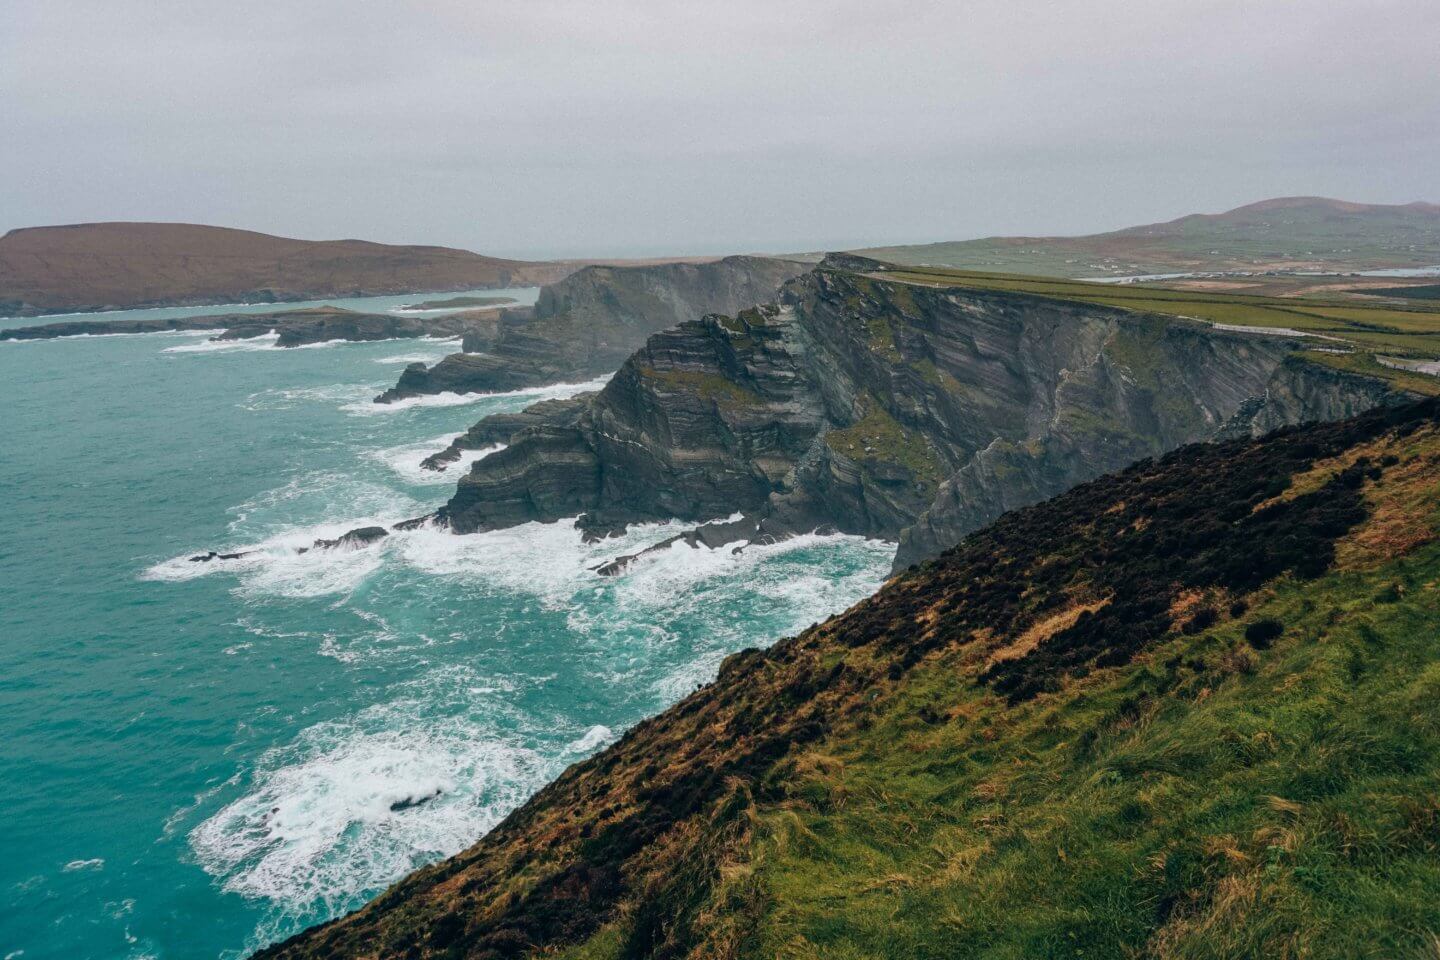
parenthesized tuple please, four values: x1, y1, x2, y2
(258, 399, 1440, 960)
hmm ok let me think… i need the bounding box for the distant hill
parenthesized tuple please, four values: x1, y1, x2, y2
(858, 197, 1440, 278)
(0, 222, 576, 317)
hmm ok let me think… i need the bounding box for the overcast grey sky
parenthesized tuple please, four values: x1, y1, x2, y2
(2, 0, 1436, 258)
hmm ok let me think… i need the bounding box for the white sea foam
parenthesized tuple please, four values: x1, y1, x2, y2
(399, 516, 892, 620)
(239, 382, 383, 411)
(163, 332, 281, 353)
(566, 724, 614, 753)
(341, 390, 490, 414)
(171, 512, 892, 926)
(341, 375, 612, 415)
(62, 858, 105, 872)
(142, 521, 397, 598)
(283, 338, 353, 350)
(372, 339, 462, 364)
(598, 531, 895, 698)
(397, 517, 652, 604)
(159, 416, 892, 931)
(227, 473, 419, 535)
(1, 327, 218, 344)
(143, 472, 423, 598)
(368, 436, 504, 485)
(189, 689, 558, 916)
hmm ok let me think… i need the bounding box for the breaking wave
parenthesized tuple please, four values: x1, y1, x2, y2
(341, 375, 612, 415)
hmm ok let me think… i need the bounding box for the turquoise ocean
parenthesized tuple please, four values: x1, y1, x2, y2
(0, 291, 893, 959)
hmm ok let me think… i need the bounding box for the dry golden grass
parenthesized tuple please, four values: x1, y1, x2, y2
(984, 599, 1110, 667)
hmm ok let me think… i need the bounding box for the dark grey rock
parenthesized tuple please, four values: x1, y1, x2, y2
(375, 256, 805, 403)
(420, 394, 596, 472)
(435, 263, 1411, 570)
(308, 526, 389, 552)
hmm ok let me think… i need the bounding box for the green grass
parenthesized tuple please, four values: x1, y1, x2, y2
(874, 265, 1440, 392)
(1363, 284, 1440, 302)
(639, 366, 764, 409)
(757, 534, 1440, 954)
(734, 417, 1440, 959)
(825, 396, 943, 490)
(753, 546, 1440, 958)
(259, 400, 1440, 960)
(1304, 351, 1440, 397)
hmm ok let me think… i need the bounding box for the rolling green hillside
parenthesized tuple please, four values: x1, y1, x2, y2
(857, 197, 1440, 279)
(258, 395, 1440, 960)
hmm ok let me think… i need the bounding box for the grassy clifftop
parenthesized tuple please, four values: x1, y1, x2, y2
(880, 265, 1440, 399)
(259, 395, 1440, 959)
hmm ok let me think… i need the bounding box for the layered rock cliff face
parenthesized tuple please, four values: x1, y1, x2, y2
(375, 256, 804, 402)
(438, 261, 1403, 567)
(419, 394, 596, 471)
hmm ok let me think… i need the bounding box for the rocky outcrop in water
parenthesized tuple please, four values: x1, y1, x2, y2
(420, 394, 596, 471)
(436, 258, 1409, 568)
(306, 526, 389, 552)
(0, 306, 500, 346)
(374, 256, 804, 403)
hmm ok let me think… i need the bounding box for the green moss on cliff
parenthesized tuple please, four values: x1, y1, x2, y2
(1305, 350, 1440, 397)
(880, 266, 1440, 397)
(825, 397, 943, 490)
(862, 313, 903, 362)
(639, 366, 764, 409)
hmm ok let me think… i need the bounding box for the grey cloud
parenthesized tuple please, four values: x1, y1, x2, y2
(2, 0, 1436, 258)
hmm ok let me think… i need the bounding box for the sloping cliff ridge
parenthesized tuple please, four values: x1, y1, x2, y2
(376, 256, 804, 402)
(257, 397, 1440, 959)
(437, 259, 1402, 568)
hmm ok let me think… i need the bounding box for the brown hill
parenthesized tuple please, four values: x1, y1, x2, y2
(0, 222, 574, 316)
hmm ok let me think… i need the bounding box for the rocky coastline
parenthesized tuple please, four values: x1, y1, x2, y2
(427, 256, 1407, 571)
(374, 256, 804, 403)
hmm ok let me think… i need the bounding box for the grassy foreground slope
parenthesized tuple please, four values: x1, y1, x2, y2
(260, 397, 1440, 959)
(857, 197, 1440, 279)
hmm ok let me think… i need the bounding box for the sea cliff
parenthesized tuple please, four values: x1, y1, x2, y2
(436, 258, 1405, 568)
(375, 256, 804, 402)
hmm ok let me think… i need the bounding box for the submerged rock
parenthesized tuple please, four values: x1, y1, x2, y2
(387, 788, 443, 812)
(187, 549, 251, 562)
(306, 526, 389, 552)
